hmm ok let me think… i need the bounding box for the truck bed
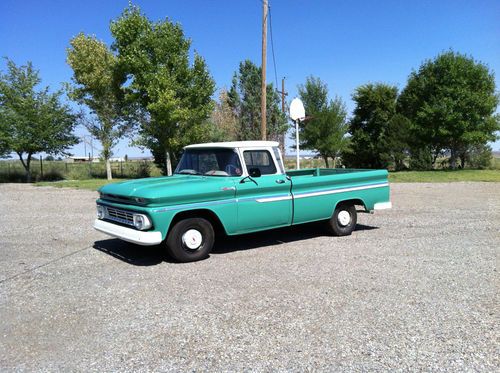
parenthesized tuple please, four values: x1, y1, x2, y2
(285, 168, 390, 225)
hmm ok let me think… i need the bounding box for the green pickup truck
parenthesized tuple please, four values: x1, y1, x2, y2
(94, 141, 391, 262)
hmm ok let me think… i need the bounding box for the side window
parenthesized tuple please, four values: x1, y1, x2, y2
(243, 150, 277, 175)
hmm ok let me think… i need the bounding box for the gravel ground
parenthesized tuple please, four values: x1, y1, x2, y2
(0, 182, 498, 371)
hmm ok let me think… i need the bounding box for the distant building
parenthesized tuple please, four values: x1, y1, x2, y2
(64, 156, 100, 163)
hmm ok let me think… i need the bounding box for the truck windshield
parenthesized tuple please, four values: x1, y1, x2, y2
(174, 148, 243, 177)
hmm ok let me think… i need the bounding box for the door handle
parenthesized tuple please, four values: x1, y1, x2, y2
(275, 179, 286, 184)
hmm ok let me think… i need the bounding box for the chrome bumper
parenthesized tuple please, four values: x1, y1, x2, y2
(93, 219, 162, 246)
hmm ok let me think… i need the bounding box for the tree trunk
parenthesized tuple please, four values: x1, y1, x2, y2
(323, 156, 329, 168)
(17, 152, 32, 183)
(165, 150, 172, 176)
(450, 148, 457, 170)
(106, 158, 112, 180)
(333, 157, 337, 168)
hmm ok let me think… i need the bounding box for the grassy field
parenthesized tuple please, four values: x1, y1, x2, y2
(388, 170, 500, 182)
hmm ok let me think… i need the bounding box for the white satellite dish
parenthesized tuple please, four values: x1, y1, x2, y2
(289, 98, 305, 121)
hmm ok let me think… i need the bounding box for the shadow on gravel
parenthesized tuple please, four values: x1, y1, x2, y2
(211, 222, 378, 255)
(93, 239, 167, 266)
(93, 223, 378, 264)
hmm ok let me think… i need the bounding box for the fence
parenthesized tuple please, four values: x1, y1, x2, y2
(0, 159, 163, 182)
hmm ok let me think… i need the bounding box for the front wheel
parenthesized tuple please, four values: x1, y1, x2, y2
(166, 218, 214, 262)
(326, 203, 357, 236)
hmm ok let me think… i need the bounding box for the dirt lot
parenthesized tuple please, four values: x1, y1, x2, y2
(0, 183, 498, 371)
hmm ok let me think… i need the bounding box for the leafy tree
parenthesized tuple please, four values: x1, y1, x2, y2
(207, 89, 238, 142)
(303, 98, 350, 167)
(297, 76, 328, 135)
(344, 83, 399, 169)
(297, 77, 350, 167)
(110, 4, 215, 175)
(227, 60, 287, 141)
(67, 33, 131, 180)
(398, 51, 499, 169)
(0, 59, 78, 182)
(385, 114, 411, 170)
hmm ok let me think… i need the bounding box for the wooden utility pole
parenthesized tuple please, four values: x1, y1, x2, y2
(260, 0, 268, 140)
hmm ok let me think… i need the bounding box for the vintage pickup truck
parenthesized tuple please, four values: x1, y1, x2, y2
(94, 141, 391, 262)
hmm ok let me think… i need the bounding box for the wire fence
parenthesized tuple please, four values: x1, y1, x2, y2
(0, 159, 163, 182)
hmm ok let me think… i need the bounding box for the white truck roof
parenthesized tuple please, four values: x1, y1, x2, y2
(185, 141, 279, 149)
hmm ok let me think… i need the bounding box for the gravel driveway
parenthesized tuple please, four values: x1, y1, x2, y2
(0, 182, 498, 371)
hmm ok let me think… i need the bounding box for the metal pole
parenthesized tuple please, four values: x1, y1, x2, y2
(40, 155, 43, 179)
(260, 0, 268, 140)
(296, 120, 300, 170)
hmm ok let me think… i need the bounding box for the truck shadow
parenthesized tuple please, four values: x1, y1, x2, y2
(93, 223, 378, 265)
(93, 239, 167, 265)
(212, 223, 378, 254)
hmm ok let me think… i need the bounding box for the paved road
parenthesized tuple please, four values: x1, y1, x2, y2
(0, 183, 498, 371)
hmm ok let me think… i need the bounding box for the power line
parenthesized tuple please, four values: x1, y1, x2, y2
(268, 2, 279, 89)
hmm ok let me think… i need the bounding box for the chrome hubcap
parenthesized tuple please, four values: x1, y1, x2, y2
(337, 210, 351, 226)
(182, 229, 203, 250)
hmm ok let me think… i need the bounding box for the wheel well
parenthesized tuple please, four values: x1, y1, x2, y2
(334, 198, 367, 212)
(168, 209, 227, 237)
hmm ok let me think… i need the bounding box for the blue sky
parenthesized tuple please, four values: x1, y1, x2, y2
(1, 0, 499, 157)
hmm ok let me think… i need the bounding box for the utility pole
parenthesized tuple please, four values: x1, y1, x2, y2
(260, 0, 268, 140)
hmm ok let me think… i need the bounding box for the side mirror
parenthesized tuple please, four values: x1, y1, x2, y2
(249, 168, 261, 178)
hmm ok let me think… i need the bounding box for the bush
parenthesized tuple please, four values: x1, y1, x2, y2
(467, 144, 492, 169)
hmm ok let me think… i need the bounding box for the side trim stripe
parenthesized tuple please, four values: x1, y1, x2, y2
(256, 195, 292, 203)
(153, 198, 237, 212)
(294, 182, 389, 199)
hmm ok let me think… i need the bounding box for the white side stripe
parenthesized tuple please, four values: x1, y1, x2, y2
(294, 182, 389, 199)
(256, 195, 293, 203)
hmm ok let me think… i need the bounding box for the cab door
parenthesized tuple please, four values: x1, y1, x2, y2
(235, 149, 292, 233)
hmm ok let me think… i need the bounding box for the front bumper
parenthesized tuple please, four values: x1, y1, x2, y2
(93, 219, 163, 246)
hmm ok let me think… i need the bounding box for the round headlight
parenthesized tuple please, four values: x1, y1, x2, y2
(133, 214, 152, 230)
(96, 205, 106, 219)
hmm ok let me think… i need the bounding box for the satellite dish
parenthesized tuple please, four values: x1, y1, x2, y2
(289, 98, 305, 121)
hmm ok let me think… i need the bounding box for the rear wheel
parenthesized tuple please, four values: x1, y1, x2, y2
(166, 218, 214, 262)
(326, 203, 357, 236)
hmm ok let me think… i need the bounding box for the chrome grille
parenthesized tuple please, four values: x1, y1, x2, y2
(105, 206, 134, 226)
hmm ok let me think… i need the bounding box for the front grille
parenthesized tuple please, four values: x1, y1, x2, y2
(105, 206, 135, 226)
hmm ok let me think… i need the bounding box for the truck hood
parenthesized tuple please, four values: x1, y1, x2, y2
(98, 175, 237, 206)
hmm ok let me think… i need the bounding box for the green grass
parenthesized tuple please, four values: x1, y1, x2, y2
(36, 178, 128, 191)
(389, 169, 500, 182)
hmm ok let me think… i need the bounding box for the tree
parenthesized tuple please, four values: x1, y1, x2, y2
(227, 60, 287, 141)
(297, 76, 328, 135)
(344, 83, 399, 169)
(303, 98, 350, 167)
(110, 4, 215, 175)
(398, 51, 499, 169)
(0, 59, 78, 182)
(385, 114, 411, 170)
(207, 89, 238, 142)
(67, 33, 131, 180)
(298, 77, 350, 167)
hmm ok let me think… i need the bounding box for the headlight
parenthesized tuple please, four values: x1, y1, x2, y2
(96, 205, 106, 219)
(133, 214, 152, 230)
